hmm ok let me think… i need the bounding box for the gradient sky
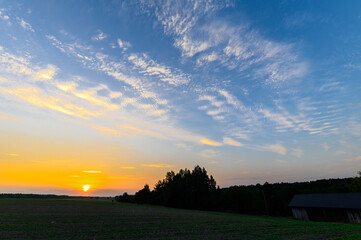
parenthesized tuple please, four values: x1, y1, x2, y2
(1, 0, 361, 196)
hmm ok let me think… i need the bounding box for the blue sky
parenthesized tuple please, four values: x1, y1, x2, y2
(0, 0, 360, 195)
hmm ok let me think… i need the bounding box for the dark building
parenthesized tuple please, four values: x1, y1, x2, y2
(289, 193, 361, 223)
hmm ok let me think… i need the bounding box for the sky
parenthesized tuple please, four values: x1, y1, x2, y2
(0, 0, 361, 196)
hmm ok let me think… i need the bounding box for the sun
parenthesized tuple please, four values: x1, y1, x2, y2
(82, 185, 91, 192)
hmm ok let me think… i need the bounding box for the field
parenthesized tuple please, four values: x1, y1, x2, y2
(1, 198, 361, 239)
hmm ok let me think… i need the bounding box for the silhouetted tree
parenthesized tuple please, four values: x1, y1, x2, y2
(135, 184, 151, 204)
(115, 192, 133, 202)
(150, 166, 219, 210)
(348, 171, 361, 192)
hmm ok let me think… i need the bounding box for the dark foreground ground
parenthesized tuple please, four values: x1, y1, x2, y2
(0, 198, 361, 239)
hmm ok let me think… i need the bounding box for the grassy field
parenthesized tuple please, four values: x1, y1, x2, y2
(0, 198, 361, 239)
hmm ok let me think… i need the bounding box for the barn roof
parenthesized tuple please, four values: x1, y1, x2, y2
(289, 193, 361, 209)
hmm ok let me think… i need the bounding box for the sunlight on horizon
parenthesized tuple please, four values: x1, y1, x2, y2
(82, 185, 91, 192)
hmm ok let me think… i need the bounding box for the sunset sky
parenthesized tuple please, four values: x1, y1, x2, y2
(1, 0, 361, 196)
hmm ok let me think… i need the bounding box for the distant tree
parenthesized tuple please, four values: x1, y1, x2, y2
(122, 192, 130, 202)
(348, 171, 361, 192)
(115, 192, 132, 202)
(135, 184, 151, 204)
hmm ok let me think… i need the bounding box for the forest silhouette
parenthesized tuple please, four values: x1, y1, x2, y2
(116, 166, 361, 216)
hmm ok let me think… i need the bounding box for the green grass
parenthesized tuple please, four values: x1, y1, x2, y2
(0, 198, 361, 239)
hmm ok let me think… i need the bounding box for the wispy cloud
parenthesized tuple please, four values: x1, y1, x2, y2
(200, 138, 222, 146)
(0, 112, 22, 122)
(88, 119, 223, 149)
(45, 34, 243, 147)
(260, 108, 296, 131)
(196, 52, 218, 65)
(197, 88, 250, 123)
(34, 65, 57, 81)
(175, 143, 190, 150)
(82, 170, 102, 173)
(87, 123, 130, 137)
(223, 137, 243, 147)
(92, 31, 107, 41)
(81, 121, 167, 139)
(0, 47, 58, 82)
(46, 35, 169, 111)
(260, 144, 287, 155)
(7, 153, 19, 156)
(117, 38, 131, 50)
(145, 0, 229, 37)
(57, 82, 119, 110)
(17, 17, 34, 32)
(345, 155, 361, 162)
(259, 98, 344, 136)
(200, 149, 217, 158)
(0, 46, 33, 75)
(45, 30, 312, 150)
(198, 94, 227, 120)
(128, 53, 190, 86)
(175, 35, 211, 57)
(225, 127, 251, 141)
(0, 9, 10, 21)
(199, 95, 224, 108)
(1, 20, 346, 163)
(118, 124, 165, 139)
(319, 81, 342, 92)
(141, 164, 175, 168)
(2, 87, 101, 120)
(146, 1, 307, 84)
(208, 161, 218, 164)
(218, 89, 244, 110)
(143, 0, 230, 58)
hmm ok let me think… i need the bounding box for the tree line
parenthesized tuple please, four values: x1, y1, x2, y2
(0, 193, 110, 199)
(117, 166, 218, 210)
(115, 166, 361, 216)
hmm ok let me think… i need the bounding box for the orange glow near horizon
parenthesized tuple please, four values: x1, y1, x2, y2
(0, 157, 154, 195)
(0, 128, 179, 196)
